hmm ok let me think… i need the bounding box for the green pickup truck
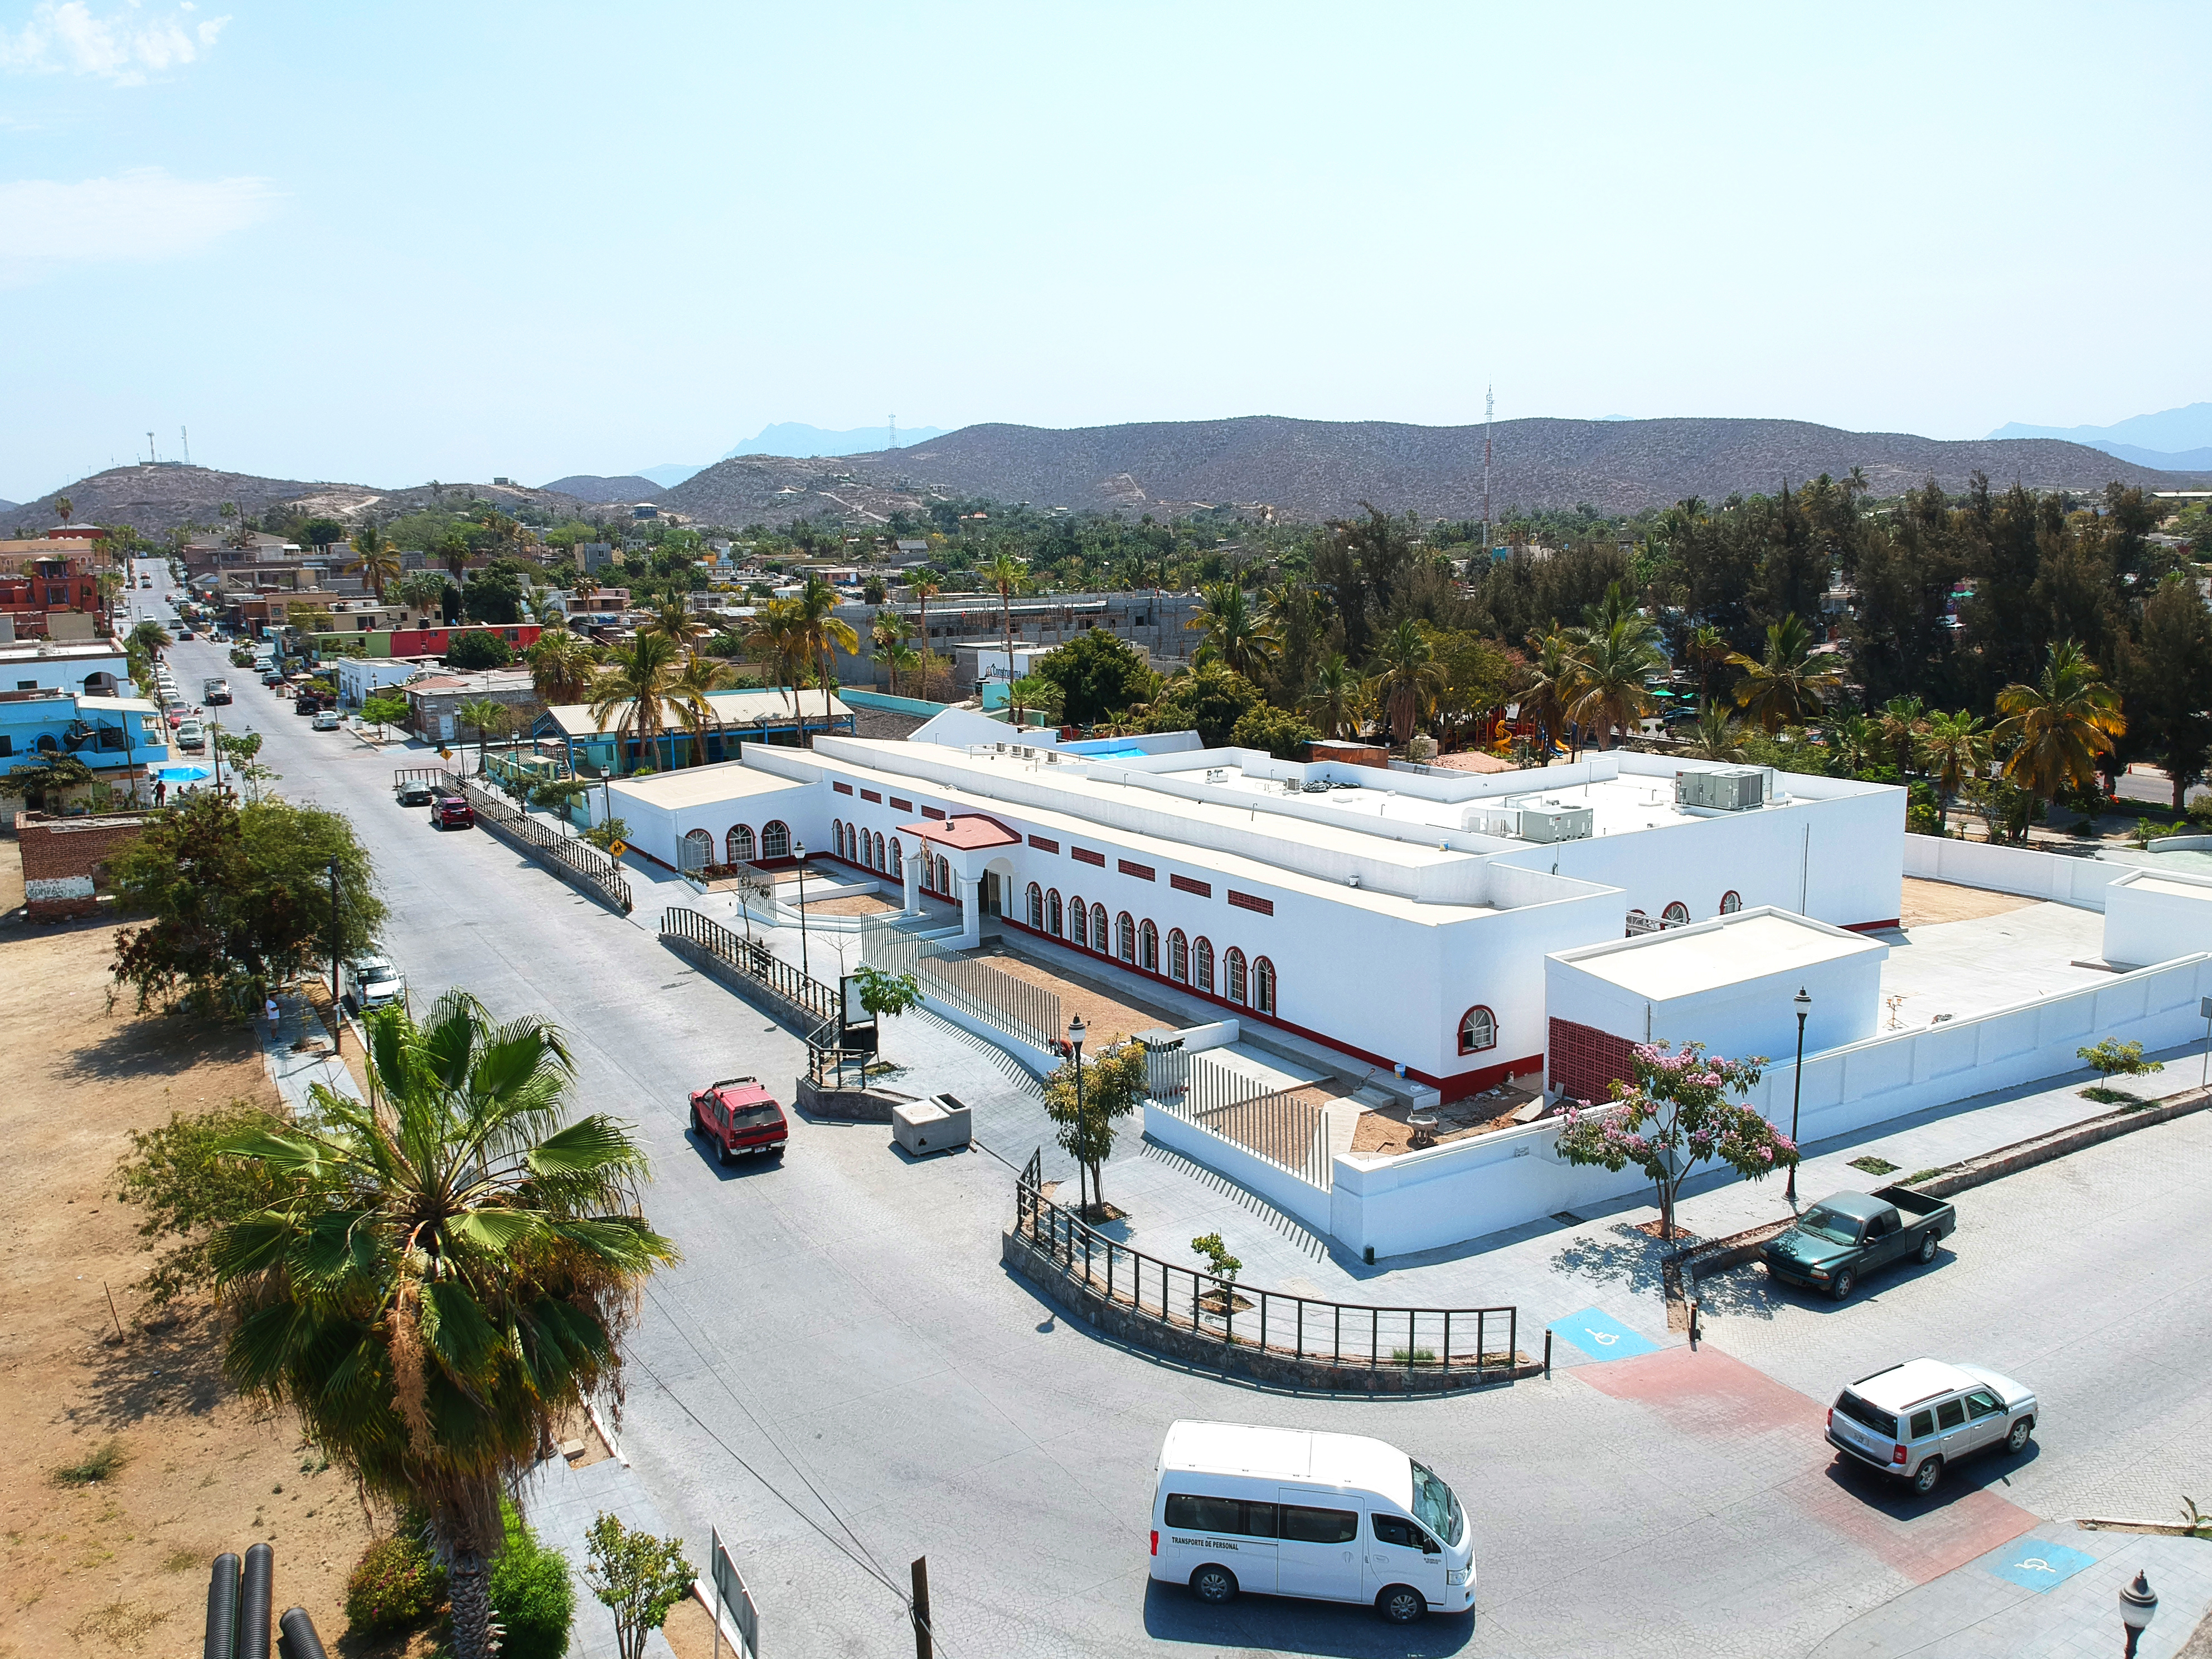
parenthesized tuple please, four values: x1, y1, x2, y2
(1760, 1186, 1957, 1301)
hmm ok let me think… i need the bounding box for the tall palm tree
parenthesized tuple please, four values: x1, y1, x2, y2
(1918, 709, 1993, 828)
(645, 599, 707, 658)
(1681, 699, 1746, 762)
(1520, 628, 1579, 759)
(1302, 652, 1360, 739)
(1564, 615, 1664, 750)
(1994, 639, 2126, 809)
(1186, 582, 1278, 682)
(348, 524, 402, 603)
(1726, 613, 1842, 731)
(526, 627, 599, 706)
(670, 654, 735, 766)
(882, 639, 921, 699)
(746, 598, 807, 725)
(1681, 624, 1732, 701)
(1824, 712, 1879, 776)
(909, 573, 941, 696)
(208, 991, 676, 1659)
(793, 575, 858, 743)
(586, 631, 683, 773)
(870, 608, 909, 690)
(125, 618, 173, 666)
(456, 697, 508, 775)
(981, 552, 1025, 699)
(1368, 619, 1448, 746)
(1874, 696, 1928, 776)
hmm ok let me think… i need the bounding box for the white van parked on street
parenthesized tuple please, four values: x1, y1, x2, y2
(1149, 1421, 1474, 1624)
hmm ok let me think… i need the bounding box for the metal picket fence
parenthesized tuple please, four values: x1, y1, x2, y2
(1151, 1050, 1335, 1190)
(460, 779, 632, 914)
(661, 906, 838, 1027)
(863, 927, 1063, 1055)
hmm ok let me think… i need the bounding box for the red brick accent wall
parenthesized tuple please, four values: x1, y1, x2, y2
(1548, 1016, 1638, 1105)
(14, 811, 148, 920)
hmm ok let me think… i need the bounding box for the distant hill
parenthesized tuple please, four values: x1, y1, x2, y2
(634, 463, 705, 488)
(540, 474, 666, 505)
(1991, 403, 2212, 471)
(663, 415, 2209, 526)
(0, 498, 17, 515)
(725, 421, 947, 459)
(4, 464, 594, 537)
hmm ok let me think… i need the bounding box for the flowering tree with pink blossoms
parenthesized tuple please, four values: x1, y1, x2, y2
(1552, 1042, 1797, 1240)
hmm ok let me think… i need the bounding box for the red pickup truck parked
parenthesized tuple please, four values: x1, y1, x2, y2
(688, 1076, 789, 1164)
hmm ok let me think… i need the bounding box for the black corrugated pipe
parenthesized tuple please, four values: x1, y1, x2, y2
(276, 1607, 329, 1659)
(238, 1542, 274, 1659)
(203, 1551, 241, 1659)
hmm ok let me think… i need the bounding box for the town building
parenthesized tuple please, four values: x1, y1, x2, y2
(402, 668, 541, 746)
(14, 808, 150, 919)
(0, 690, 168, 784)
(0, 639, 129, 698)
(333, 656, 431, 711)
(540, 689, 856, 778)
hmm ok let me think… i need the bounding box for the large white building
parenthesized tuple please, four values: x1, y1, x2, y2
(610, 717, 1903, 1102)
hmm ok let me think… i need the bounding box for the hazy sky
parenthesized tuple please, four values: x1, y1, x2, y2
(3, 1, 2206, 499)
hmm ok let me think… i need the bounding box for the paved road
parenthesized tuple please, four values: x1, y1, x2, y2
(152, 601, 2212, 1659)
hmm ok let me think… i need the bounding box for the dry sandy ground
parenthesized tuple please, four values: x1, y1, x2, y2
(0, 920, 408, 1658)
(1898, 876, 2038, 928)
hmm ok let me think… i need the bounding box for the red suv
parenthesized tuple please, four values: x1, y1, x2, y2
(433, 794, 475, 830)
(689, 1077, 788, 1163)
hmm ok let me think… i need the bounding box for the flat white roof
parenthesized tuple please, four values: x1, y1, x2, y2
(1558, 910, 1885, 1000)
(2117, 872, 2212, 905)
(1158, 1421, 1409, 1498)
(547, 688, 848, 737)
(608, 761, 809, 811)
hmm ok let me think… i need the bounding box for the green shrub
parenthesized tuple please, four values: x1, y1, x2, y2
(344, 1531, 448, 1635)
(492, 1501, 575, 1659)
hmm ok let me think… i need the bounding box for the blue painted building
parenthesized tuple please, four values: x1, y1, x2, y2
(0, 691, 169, 784)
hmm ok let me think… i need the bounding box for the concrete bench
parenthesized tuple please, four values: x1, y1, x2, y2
(892, 1093, 972, 1156)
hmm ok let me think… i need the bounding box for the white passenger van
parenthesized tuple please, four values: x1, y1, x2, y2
(1149, 1420, 1474, 1624)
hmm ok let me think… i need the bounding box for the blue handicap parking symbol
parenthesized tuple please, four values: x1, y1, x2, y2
(1984, 1539, 2098, 1592)
(1546, 1306, 1661, 1360)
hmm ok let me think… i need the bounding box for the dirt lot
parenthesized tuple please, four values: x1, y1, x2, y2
(967, 940, 1181, 1047)
(0, 919, 398, 1658)
(1898, 876, 2037, 928)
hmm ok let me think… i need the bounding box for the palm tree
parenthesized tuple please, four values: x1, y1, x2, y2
(1680, 699, 1746, 762)
(53, 493, 74, 523)
(670, 654, 735, 766)
(1874, 696, 1928, 775)
(1994, 639, 2126, 810)
(1727, 613, 1842, 731)
(1918, 709, 1993, 828)
(348, 524, 402, 603)
(1564, 615, 1664, 750)
(125, 618, 173, 666)
(793, 575, 858, 744)
(1187, 583, 1278, 681)
(1302, 652, 1360, 739)
(530, 590, 567, 627)
(1368, 619, 1448, 746)
(526, 628, 600, 706)
(909, 573, 940, 696)
(1682, 624, 1733, 701)
(456, 697, 508, 774)
(644, 599, 707, 658)
(1825, 712, 1879, 776)
(981, 552, 1025, 701)
(586, 631, 683, 773)
(1520, 628, 1579, 759)
(207, 991, 676, 1659)
(883, 639, 921, 699)
(746, 598, 807, 726)
(870, 608, 909, 690)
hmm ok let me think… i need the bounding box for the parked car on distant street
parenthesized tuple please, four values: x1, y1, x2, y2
(312, 709, 342, 731)
(175, 719, 205, 751)
(1827, 1359, 2037, 1494)
(343, 953, 406, 1012)
(261, 671, 285, 687)
(688, 1076, 788, 1162)
(395, 778, 439, 806)
(293, 693, 322, 715)
(202, 678, 231, 704)
(433, 794, 475, 830)
(1762, 1187, 1957, 1301)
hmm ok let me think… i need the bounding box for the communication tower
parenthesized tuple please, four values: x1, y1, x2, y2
(1482, 386, 1494, 553)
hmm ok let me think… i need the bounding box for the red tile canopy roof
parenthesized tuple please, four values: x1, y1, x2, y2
(897, 814, 1021, 850)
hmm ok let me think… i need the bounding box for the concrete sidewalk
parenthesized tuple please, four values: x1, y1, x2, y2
(257, 990, 364, 1120)
(517, 1451, 686, 1659)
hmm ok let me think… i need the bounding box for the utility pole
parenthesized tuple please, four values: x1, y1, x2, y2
(327, 858, 343, 1054)
(1483, 385, 1495, 554)
(909, 1556, 932, 1659)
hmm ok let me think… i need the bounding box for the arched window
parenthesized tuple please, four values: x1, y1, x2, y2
(761, 819, 790, 859)
(1027, 882, 1044, 929)
(1253, 955, 1275, 1014)
(1662, 901, 1690, 926)
(1070, 895, 1088, 948)
(1719, 889, 1742, 915)
(890, 837, 902, 876)
(935, 854, 950, 895)
(1140, 919, 1159, 974)
(1117, 912, 1136, 963)
(1047, 889, 1064, 937)
(682, 827, 713, 870)
(1459, 1006, 1497, 1054)
(1168, 928, 1189, 983)
(727, 824, 754, 864)
(1195, 937, 1215, 993)
(1225, 948, 1248, 1005)
(1091, 902, 1108, 951)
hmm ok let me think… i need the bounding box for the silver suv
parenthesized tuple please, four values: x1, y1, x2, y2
(1827, 1358, 2036, 1494)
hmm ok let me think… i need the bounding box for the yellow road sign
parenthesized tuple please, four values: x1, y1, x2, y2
(608, 839, 627, 859)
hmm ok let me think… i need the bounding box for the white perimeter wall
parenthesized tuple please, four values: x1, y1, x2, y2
(1326, 950, 2212, 1259)
(2104, 871, 2212, 967)
(1903, 835, 2123, 910)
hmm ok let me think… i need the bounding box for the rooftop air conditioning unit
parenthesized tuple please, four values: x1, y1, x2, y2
(1676, 766, 1766, 812)
(1517, 803, 1594, 843)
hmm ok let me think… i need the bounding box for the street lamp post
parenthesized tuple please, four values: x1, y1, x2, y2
(794, 839, 811, 980)
(1067, 1015, 1088, 1221)
(1787, 986, 1811, 1207)
(327, 857, 343, 1056)
(2119, 1570, 2157, 1658)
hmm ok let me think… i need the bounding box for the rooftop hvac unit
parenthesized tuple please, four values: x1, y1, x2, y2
(1676, 767, 1767, 812)
(1517, 803, 1594, 843)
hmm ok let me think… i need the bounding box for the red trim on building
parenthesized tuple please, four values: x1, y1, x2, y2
(1226, 890, 1274, 916)
(1844, 918, 1901, 933)
(833, 782, 853, 795)
(1118, 859, 1154, 881)
(1170, 874, 1211, 898)
(922, 806, 947, 819)
(890, 797, 913, 812)
(861, 789, 881, 803)
(1071, 846, 1105, 867)
(1029, 835, 1059, 852)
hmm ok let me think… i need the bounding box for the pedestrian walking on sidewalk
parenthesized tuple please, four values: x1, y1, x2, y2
(265, 997, 280, 1035)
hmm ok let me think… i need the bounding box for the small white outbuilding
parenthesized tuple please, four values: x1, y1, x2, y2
(2102, 866, 2212, 968)
(1544, 907, 1888, 1102)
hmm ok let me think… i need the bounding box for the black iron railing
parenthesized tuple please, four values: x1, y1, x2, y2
(462, 780, 633, 913)
(1013, 1150, 1516, 1375)
(662, 906, 838, 1024)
